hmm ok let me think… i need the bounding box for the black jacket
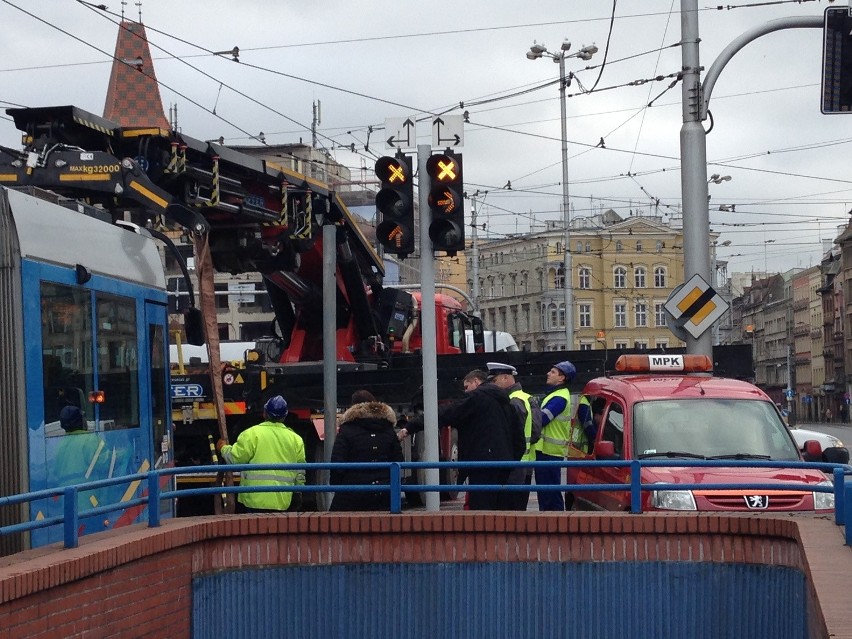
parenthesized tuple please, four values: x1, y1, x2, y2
(441, 382, 525, 465)
(329, 402, 403, 510)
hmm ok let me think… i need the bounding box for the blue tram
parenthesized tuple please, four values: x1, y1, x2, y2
(0, 186, 171, 553)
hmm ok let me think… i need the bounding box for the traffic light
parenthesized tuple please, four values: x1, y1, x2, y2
(426, 151, 464, 255)
(821, 6, 852, 114)
(375, 154, 414, 257)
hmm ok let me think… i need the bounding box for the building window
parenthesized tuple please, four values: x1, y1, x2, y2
(554, 267, 565, 290)
(655, 302, 666, 327)
(579, 267, 591, 289)
(656, 240, 664, 253)
(616, 240, 623, 252)
(635, 340, 648, 350)
(585, 241, 591, 253)
(499, 276, 505, 297)
(579, 342, 593, 351)
(549, 303, 558, 329)
(634, 267, 646, 288)
(654, 266, 666, 288)
(635, 302, 647, 327)
(576, 241, 583, 254)
(522, 304, 530, 332)
(558, 303, 566, 329)
(614, 302, 627, 328)
(636, 241, 643, 252)
(614, 267, 626, 289)
(656, 339, 669, 349)
(579, 303, 591, 328)
(615, 341, 629, 350)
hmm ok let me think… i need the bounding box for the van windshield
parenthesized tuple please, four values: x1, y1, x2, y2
(633, 399, 800, 461)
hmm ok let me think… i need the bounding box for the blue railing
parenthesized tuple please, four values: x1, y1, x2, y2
(1, 459, 851, 550)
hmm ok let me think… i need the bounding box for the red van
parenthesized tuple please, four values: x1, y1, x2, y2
(569, 354, 835, 513)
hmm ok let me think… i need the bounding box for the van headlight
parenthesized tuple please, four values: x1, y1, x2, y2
(651, 487, 696, 511)
(813, 480, 835, 511)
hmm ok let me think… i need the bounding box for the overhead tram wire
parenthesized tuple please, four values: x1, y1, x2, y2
(74, 2, 427, 160)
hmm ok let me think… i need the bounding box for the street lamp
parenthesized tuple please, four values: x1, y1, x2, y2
(708, 173, 731, 184)
(526, 39, 598, 350)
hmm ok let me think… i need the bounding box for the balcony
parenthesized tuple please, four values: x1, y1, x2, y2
(811, 329, 822, 339)
(793, 325, 810, 337)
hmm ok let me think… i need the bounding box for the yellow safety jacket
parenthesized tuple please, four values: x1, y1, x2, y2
(572, 394, 593, 456)
(221, 421, 306, 511)
(510, 389, 536, 462)
(536, 387, 572, 458)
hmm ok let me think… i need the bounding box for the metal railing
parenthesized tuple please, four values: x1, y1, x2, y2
(1, 459, 851, 550)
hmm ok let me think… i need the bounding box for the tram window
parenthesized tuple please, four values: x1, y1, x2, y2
(96, 293, 140, 430)
(41, 282, 94, 436)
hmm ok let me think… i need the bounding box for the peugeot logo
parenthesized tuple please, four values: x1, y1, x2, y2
(744, 495, 769, 509)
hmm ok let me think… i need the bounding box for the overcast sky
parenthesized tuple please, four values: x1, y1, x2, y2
(1, 0, 850, 276)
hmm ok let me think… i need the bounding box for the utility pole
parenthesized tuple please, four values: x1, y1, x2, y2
(557, 53, 573, 350)
(679, 0, 712, 357)
(470, 192, 481, 317)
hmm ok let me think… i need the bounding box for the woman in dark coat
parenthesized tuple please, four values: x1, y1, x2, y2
(329, 400, 404, 511)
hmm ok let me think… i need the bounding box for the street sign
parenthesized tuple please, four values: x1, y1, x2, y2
(664, 274, 729, 339)
(384, 117, 417, 149)
(432, 115, 464, 148)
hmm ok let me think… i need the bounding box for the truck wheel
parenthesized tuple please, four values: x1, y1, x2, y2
(440, 428, 460, 501)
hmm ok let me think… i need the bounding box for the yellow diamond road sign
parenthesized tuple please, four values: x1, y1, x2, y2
(664, 274, 729, 339)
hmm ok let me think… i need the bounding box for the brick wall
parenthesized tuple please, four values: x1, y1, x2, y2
(0, 513, 848, 639)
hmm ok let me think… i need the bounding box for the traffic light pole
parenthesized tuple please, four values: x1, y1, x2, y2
(418, 143, 441, 512)
(679, 0, 821, 358)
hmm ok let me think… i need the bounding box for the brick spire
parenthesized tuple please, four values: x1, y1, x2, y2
(103, 21, 170, 129)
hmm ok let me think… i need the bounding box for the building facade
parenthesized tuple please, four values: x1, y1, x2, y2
(470, 210, 689, 352)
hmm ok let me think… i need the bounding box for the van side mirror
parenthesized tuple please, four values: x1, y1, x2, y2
(594, 440, 616, 459)
(184, 307, 206, 346)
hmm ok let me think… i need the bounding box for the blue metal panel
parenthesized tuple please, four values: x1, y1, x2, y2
(192, 562, 806, 639)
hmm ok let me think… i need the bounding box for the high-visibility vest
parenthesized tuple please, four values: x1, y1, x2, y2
(510, 388, 535, 462)
(537, 387, 572, 458)
(571, 395, 592, 455)
(221, 421, 306, 511)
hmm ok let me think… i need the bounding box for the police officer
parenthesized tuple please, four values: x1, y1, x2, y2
(217, 395, 306, 513)
(535, 360, 582, 511)
(487, 362, 541, 511)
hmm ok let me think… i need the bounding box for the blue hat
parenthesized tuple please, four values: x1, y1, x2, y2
(264, 395, 288, 418)
(59, 405, 85, 431)
(553, 361, 576, 381)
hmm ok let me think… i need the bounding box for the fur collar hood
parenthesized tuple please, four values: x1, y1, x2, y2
(340, 401, 396, 425)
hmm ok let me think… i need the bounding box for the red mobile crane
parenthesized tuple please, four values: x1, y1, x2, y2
(0, 105, 485, 510)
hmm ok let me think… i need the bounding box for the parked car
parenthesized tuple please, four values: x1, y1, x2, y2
(788, 427, 848, 463)
(569, 354, 836, 513)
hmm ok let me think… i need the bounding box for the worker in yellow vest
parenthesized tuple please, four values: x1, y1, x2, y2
(217, 395, 305, 513)
(487, 362, 541, 511)
(535, 361, 578, 511)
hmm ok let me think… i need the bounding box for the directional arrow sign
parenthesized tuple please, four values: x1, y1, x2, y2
(664, 274, 729, 339)
(385, 116, 417, 149)
(432, 114, 464, 148)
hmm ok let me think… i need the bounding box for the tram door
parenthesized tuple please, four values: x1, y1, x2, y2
(27, 268, 163, 545)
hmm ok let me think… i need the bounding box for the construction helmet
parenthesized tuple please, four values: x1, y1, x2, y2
(553, 360, 577, 382)
(264, 395, 289, 418)
(59, 405, 85, 431)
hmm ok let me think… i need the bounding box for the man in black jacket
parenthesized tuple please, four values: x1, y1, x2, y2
(440, 370, 525, 510)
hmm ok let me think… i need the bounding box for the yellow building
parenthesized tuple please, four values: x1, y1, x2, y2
(471, 210, 693, 352)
